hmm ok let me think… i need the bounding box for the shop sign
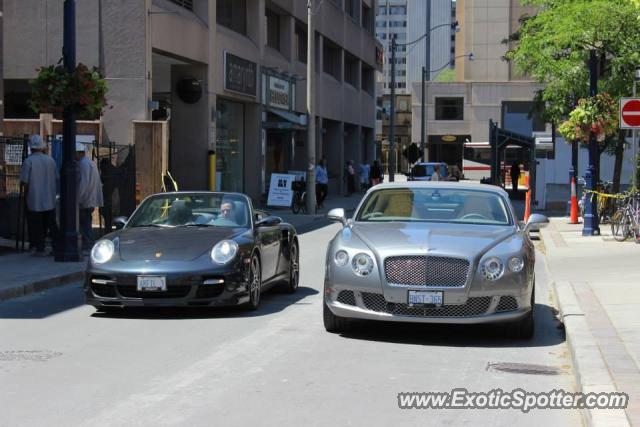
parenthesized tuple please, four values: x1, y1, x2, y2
(267, 173, 295, 207)
(442, 135, 457, 142)
(268, 77, 291, 110)
(224, 52, 257, 97)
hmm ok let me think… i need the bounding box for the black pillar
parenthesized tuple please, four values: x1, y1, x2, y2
(583, 49, 600, 236)
(420, 67, 426, 162)
(56, 0, 80, 261)
(389, 35, 396, 182)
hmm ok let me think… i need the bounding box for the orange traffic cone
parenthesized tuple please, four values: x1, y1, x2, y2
(524, 189, 531, 222)
(569, 177, 579, 224)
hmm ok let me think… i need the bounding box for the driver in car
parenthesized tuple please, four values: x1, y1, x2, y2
(213, 200, 238, 225)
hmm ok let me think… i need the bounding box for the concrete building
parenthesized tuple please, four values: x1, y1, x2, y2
(2, 0, 381, 201)
(411, 0, 543, 166)
(0, 0, 3, 136)
(376, 0, 453, 95)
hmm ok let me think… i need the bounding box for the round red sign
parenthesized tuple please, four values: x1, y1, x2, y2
(622, 99, 640, 128)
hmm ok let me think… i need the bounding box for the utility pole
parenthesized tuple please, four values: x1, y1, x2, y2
(305, 0, 316, 214)
(420, 66, 426, 162)
(56, 0, 80, 261)
(389, 34, 396, 182)
(633, 67, 640, 189)
(583, 49, 600, 236)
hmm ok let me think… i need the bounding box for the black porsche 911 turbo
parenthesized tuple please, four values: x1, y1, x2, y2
(84, 192, 299, 312)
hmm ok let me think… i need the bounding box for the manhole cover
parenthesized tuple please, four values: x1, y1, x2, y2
(486, 362, 561, 375)
(0, 350, 62, 362)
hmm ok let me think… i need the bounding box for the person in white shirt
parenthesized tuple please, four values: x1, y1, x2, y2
(19, 135, 59, 256)
(76, 143, 104, 254)
(431, 166, 441, 182)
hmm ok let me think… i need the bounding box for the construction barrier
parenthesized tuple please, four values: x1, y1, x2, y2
(569, 177, 579, 224)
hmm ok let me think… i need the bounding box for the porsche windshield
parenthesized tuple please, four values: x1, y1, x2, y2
(356, 188, 512, 225)
(128, 194, 251, 228)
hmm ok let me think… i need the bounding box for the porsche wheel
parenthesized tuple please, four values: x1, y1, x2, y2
(323, 299, 350, 333)
(244, 255, 261, 311)
(281, 240, 299, 294)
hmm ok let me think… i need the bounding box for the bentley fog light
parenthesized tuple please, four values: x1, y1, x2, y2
(91, 240, 115, 264)
(508, 256, 525, 273)
(351, 253, 374, 277)
(481, 257, 504, 281)
(334, 250, 349, 266)
(211, 240, 238, 264)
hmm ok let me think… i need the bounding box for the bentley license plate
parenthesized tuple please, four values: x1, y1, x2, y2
(408, 290, 443, 306)
(137, 276, 166, 292)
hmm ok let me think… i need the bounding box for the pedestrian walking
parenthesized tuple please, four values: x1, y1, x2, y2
(315, 159, 329, 208)
(345, 160, 356, 196)
(19, 135, 59, 256)
(510, 162, 521, 193)
(76, 143, 104, 254)
(359, 162, 370, 191)
(431, 165, 441, 182)
(370, 160, 383, 186)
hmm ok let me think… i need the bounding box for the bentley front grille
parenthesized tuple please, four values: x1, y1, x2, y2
(337, 290, 357, 306)
(496, 296, 519, 312)
(384, 256, 470, 287)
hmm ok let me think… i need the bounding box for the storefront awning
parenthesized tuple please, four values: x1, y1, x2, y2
(265, 108, 307, 129)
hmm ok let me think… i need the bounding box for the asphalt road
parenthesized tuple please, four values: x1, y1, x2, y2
(0, 224, 581, 427)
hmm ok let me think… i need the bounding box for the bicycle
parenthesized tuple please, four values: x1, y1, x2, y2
(291, 179, 307, 214)
(611, 192, 640, 242)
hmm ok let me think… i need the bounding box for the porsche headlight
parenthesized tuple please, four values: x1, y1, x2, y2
(351, 253, 374, 277)
(91, 240, 115, 264)
(211, 240, 238, 264)
(508, 256, 525, 273)
(334, 250, 349, 266)
(481, 257, 504, 281)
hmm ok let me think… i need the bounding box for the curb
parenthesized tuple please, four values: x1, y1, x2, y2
(541, 228, 631, 427)
(0, 271, 85, 303)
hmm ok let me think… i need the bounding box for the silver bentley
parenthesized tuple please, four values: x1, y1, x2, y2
(323, 182, 548, 339)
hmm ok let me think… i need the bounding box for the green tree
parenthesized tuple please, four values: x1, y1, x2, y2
(504, 0, 640, 192)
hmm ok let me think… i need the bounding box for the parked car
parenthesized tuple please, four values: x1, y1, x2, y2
(85, 192, 299, 312)
(323, 182, 548, 338)
(407, 162, 452, 181)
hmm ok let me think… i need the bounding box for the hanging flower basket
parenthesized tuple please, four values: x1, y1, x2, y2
(29, 62, 108, 118)
(558, 93, 619, 146)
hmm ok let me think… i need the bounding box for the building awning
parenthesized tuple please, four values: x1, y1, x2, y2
(264, 108, 307, 130)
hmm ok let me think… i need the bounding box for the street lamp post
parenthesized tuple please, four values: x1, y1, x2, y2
(583, 49, 600, 236)
(305, 0, 316, 214)
(633, 66, 640, 189)
(56, 0, 80, 261)
(389, 21, 461, 176)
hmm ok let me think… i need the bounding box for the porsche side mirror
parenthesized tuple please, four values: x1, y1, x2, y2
(327, 208, 347, 226)
(525, 213, 549, 233)
(113, 216, 128, 230)
(256, 216, 282, 227)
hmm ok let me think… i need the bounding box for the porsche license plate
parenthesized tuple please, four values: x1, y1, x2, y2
(408, 290, 443, 306)
(137, 276, 166, 292)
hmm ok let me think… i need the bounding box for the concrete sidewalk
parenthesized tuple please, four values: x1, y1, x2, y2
(541, 217, 640, 427)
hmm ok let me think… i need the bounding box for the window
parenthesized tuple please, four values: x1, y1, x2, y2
(170, 0, 193, 11)
(4, 80, 37, 119)
(378, 5, 386, 15)
(376, 21, 386, 28)
(323, 40, 342, 81)
(217, 0, 246, 35)
(345, 53, 359, 88)
(362, 3, 373, 32)
(389, 21, 406, 27)
(361, 65, 374, 95)
(295, 24, 307, 63)
(345, 0, 360, 23)
(389, 6, 406, 15)
(378, 33, 387, 40)
(435, 97, 464, 120)
(265, 9, 280, 51)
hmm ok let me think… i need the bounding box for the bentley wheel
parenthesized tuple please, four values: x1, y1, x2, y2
(244, 255, 262, 311)
(504, 284, 535, 339)
(323, 299, 350, 333)
(282, 241, 299, 294)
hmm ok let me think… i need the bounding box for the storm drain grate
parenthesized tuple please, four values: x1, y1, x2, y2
(486, 362, 562, 376)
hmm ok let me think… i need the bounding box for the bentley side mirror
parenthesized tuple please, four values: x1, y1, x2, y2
(524, 213, 549, 233)
(256, 216, 282, 228)
(327, 208, 347, 226)
(113, 216, 128, 230)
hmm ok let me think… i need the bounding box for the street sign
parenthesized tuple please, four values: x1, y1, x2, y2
(620, 98, 640, 129)
(267, 173, 295, 207)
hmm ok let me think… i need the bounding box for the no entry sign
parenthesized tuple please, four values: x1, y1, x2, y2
(620, 98, 640, 129)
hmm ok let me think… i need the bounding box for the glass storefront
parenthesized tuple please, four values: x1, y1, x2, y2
(216, 99, 244, 192)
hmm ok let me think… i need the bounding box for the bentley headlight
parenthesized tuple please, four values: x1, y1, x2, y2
(91, 240, 115, 264)
(211, 240, 238, 264)
(481, 257, 504, 281)
(508, 256, 525, 273)
(351, 253, 374, 277)
(334, 250, 349, 266)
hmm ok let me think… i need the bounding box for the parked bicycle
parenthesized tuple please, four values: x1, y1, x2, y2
(291, 179, 307, 214)
(610, 192, 640, 242)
